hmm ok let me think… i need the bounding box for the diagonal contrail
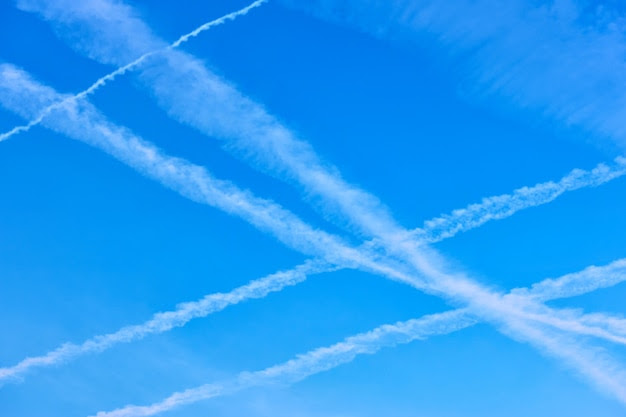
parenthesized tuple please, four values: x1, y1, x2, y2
(0, 0, 267, 143)
(2, 65, 626, 399)
(89, 308, 626, 417)
(87, 310, 476, 417)
(414, 157, 626, 243)
(0, 261, 335, 383)
(23, 0, 626, 402)
(2, 223, 625, 383)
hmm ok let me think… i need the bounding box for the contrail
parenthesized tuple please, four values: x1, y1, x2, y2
(0, 0, 267, 143)
(2, 251, 625, 383)
(2, 65, 626, 394)
(516, 258, 626, 302)
(87, 310, 475, 417)
(24, 0, 626, 400)
(89, 309, 626, 417)
(0, 261, 336, 383)
(414, 158, 626, 243)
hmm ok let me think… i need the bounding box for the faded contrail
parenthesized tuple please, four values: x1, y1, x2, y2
(0, 0, 267, 143)
(89, 308, 626, 417)
(25, 0, 626, 401)
(2, 66, 626, 392)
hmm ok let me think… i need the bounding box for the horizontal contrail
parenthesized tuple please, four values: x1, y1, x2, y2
(2, 65, 626, 387)
(0, 0, 266, 143)
(27, 0, 626, 401)
(89, 307, 626, 417)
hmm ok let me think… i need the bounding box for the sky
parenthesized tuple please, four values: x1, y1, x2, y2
(1, 0, 626, 416)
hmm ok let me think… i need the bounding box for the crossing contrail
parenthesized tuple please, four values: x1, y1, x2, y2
(2, 65, 626, 399)
(22, 0, 626, 401)
(0, 0, 266, 143)
(2, 246, 625, 383)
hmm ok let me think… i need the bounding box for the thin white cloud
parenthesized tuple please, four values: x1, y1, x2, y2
(2, 64, 626, 403)
(0, 0, 266, 143)
(278, 0, 626, 146)
(11, 0, 626, 401)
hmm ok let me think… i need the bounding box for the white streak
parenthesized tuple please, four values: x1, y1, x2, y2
(278, 0, 626, 146)
(517, 258, 626, 302)
(87, 310, 476, 417)
(0, 0, 266, 143)
(89, 308, 626, 417)
(0, 261, 334, 383)
(414, 159, 626, 243)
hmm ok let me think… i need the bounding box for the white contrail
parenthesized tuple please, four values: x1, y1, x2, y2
(2, 65, 626, 399)
(23, 0, 626, 400)
(20, 0, 626, 245)
(89, 308, 626, 417)
(2, 252, 625, 383)
(0, 0, 267, 143)
(516, 258, 626, 302)
(414, 158, 626, 243)
(87, 310, 475, 417)
(0, 261, 336, 383)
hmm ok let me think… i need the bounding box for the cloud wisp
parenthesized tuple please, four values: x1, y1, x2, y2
(278, 0, 626, 147)
(3, 65, 626, 395)
(0, 0, 266, 143)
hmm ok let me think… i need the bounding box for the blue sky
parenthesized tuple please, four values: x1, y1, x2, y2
(1, 0, 626, 416)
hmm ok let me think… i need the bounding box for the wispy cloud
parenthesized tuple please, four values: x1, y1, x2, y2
(279, 0, 626, 146)
(0, 0, 266, 143)
(2, 64, 626, 396)
(13, 0, 626, 402)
